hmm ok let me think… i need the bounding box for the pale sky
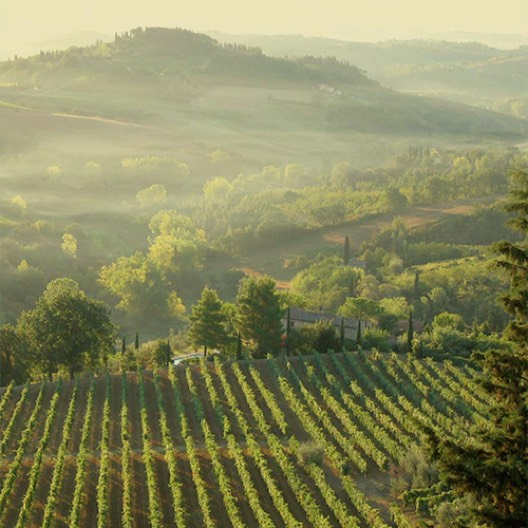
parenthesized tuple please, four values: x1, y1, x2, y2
(1, 0, 527, 57)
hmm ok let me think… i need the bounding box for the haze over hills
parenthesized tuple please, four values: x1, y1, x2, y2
(0, 26, 527, 172)
(208, 31, 528, 119)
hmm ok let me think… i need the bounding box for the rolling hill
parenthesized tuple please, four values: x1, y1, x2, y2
(0, 350, 488, 527)
(207, 32, 528, 118)
(0, 27, 527, 170)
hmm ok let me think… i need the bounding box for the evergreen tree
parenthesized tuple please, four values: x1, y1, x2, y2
(121, 336, 126, 354)
(236, 332, 243, 360)
(407, 309, 414, 351)
(236, 275, 284, 358)
(188, 287, 228, 357)
(166, 339, 171, 365)
(427, 169, 528, 527)
(134, 331, 139, 350)
(343, 235, 350, 265)
(339, 317, 345, 351)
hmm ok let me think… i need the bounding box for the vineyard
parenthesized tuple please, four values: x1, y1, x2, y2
(0, 350, 489, 528)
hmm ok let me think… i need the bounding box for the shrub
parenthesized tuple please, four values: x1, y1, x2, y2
(295, 441, 325, 467)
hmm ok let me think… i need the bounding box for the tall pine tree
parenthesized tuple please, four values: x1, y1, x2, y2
(236, 275, 284, 358)
(188, 287, 228, 357)
(427, 169, 528, 527)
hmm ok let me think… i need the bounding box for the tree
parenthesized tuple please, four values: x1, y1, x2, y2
(0, 324, 29, 386)
(343, 235, 350, 265)
(188, 287, 228, 357)
(339, 297, 382, 348)
(291, 255, 362, 311)
(426, 169, 528, 527)
(136, 184, 167, 208)
(61, 233, 78, 258)
(236, 276, 284, 358)
(17, 279, 114, 380)
(407, 309, 414, 351)
(339, 297, 381, 324)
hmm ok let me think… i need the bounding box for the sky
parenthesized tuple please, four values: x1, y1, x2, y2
(1, 0, 527, 57)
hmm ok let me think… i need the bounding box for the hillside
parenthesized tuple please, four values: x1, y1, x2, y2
(0, 27, 526, 171)
(208, 32, 528, 118)
(0, 351, 489, 527)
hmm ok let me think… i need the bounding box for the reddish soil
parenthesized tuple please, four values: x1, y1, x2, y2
(189, 366, 224, 443)
(238, 362, 286, 439)
(195, 448, 232, 527)
(6, 383, 53, 456)
(87, 376, 107, 452)
(45, 382, 74, 454)
(217, 447, 259, 527)
(109, 454, 123, 528)
(155, 371, 183, 446)
(152, 451, 173, 526)
(255, 362, 312, 443)
(222, 364, 262, 441)
(175, 450, 202, 526)
(28, 459, 54, 527)
(141, 372, 163, 449)
(0, 385, 20, 438)
(54, 456, 77, 528)
(130, 453, 150, 528)
(109, 376, 123, 452)
(175, 367, 203, 442)
(241, 447, 287, 528)
(126, 372, 143, 451)
(79, 454, 100, 528)
(68, 379, 90, 453)
(0, 458, 31, 527)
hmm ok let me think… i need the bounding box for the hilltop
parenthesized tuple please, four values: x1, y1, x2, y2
(0, 26, 526, 169)
(0, 350, 489, 527)
(208, 32, 528, 118)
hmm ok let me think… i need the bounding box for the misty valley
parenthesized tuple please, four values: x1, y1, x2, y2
(0, 26, 526, 528)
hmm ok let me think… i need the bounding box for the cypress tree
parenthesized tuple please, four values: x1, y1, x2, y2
(236, 332, 242, 360)
(356, 319, 362, 348)
(134, 332, 139, 350)
(121, 336, 126, 355)
(343, 235, 350, 265)
(166, 339, 171, 366)
(407, 309, 414, 351)
(339, 317, 345, 351)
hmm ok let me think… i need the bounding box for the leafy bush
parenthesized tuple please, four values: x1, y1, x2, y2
(295, 441, 325, 467)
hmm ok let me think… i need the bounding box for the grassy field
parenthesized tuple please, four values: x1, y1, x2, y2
(0, 351, 488, 527)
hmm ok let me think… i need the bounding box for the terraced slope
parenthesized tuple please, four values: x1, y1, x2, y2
(0, 351, 488, 527)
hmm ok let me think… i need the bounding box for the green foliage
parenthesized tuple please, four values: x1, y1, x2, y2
(295, 441, 325, 467)
(236, 275, 284, 358)
(17, 278, 114, 379)
(287, 320, 340, 355)
(338, 296, 382, 322)
(188, 287, 229, 355)
(291, 255, 361, 311)
(136, 184, 167, 209)
(0, 324, 30, 385)
(426, 170, 528, 527)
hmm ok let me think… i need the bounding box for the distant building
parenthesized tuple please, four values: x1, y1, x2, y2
(283, 307, 370, 339)
(346, 258, 367, 270)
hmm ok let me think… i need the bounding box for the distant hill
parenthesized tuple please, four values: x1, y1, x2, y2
(207, 32, 528, 118)
(0, 27, 526, 167)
